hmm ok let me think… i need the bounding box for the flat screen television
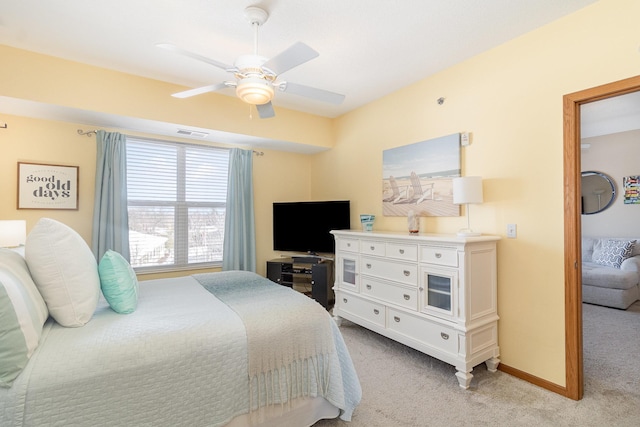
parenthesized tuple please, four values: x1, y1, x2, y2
(273, 200, 350, 254)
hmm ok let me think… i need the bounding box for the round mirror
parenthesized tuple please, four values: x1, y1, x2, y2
(581, 171, 616, 215)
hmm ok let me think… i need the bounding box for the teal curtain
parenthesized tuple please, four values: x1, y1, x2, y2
(222, 148, 256, 271)
(91, 130, 130, 262)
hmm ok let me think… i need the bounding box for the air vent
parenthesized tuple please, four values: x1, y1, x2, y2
(177, 129, 209, 138)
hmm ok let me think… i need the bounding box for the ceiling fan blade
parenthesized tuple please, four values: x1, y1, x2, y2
(171, 83, 228, 98)
(256, 102, 275, 119)
(157, 43, 234, 71)
(281, 82, 345, 105)
(262, 42, 319, 75)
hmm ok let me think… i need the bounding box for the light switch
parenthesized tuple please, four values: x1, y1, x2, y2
(460, 132, 470, 146)
(507, 223, 517, 238)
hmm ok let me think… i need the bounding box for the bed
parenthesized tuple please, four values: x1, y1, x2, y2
(0, 220, 361, 427)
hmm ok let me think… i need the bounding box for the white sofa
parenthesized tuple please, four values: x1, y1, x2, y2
(582, 237, 640, 309)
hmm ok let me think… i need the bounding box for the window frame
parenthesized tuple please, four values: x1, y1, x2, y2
(125, 136, 229, 274)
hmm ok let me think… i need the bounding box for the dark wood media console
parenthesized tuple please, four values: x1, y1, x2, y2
(266, 258, 334, 309)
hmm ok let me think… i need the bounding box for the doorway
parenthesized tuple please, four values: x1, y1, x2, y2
(563, 75, 640, 400)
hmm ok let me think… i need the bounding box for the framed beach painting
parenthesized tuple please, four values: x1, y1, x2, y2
(382, 133, 461, 217)
(17, 162, 79, 210)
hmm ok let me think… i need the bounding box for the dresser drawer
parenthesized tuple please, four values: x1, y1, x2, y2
(420, 246, 458, 267)
(386, 242, 418, 261)
(338, 238, 359, 253)
(361, 256, 418, 286)
(360, 240, 386, 256)
(336, 291, 385, 327)
(361, 277, 418, 311)
(387, 308, 458, 355)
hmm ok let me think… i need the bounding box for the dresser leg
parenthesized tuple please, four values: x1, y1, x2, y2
(333, 315, 343, 326)
(485, 357, 501, 373)
(455, 370, 473, 389)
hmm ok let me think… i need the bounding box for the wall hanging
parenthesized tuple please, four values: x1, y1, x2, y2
(623, 175, 640, 204)
(382, 133, 461, 217)
(17, 162, 79, 210)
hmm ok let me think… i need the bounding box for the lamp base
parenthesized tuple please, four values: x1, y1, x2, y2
(457, 229, 481, 237)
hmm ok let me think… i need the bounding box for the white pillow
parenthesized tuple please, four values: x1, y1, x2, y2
(25, 218, 100, 327)
(0, 248, 49, 387)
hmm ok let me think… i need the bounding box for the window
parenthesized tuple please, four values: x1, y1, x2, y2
(126, 137, 229, 272)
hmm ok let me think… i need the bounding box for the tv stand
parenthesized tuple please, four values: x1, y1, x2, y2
(266, 258, 334, 309)
(291, 256, 321, 264)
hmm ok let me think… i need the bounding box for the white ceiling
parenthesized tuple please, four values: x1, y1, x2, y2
(1, 0, 635, 149)
(581, 91, 640, 139)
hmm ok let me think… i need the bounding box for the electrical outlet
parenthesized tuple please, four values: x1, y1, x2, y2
(507, 223, 517, 238)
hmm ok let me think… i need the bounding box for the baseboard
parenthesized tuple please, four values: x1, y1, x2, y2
(498, 364, 572, 399)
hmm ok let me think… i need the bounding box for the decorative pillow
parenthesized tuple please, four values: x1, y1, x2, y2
(98, 250, 138, 314)
(25, 218, 100, 327)
(0, 248, 49, 388)
(592, 239, 636, 268)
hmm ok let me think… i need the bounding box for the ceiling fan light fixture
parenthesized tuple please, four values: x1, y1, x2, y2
(236, 77, 274, 105)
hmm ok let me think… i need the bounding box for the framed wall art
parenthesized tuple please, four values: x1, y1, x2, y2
(623, 175, 640, 204)
(382, 133, 461, 217)
(17, 162, 79, 210)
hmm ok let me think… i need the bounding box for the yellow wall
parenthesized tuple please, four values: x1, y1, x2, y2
(0, 45, 335, 150)
(0, 111, 315, 279)
(313, 0, 640, 385)
(1, 0, 639, 388)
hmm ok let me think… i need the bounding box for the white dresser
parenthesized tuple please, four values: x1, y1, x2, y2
(331, 230, 500, 389)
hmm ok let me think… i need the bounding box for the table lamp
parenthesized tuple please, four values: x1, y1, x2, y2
(0, 220, 27, 248)
(453, 177, 483, 236)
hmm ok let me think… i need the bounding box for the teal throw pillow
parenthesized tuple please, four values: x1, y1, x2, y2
(98, 250, 139, 314)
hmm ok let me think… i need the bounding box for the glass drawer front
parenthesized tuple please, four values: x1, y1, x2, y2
(427, 274, 452, 311)
(428, 289, 451, 312)
(343, 259, 356, 284)
(428, 275, 451, 294)
(420, 266, 458, 319)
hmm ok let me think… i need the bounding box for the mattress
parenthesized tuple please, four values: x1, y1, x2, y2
(0, 273, 361, 426)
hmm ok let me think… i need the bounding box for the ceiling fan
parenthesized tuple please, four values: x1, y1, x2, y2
(158, 6, 345, 119)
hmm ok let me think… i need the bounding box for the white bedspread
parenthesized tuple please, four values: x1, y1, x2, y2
(0, 274, 361, 426)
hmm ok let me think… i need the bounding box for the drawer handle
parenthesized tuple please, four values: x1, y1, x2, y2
(366, 263, 372, 269)
(347, 243, 351, 247)
(373, 309, 380, 315)
(403, 294, 410, 300)
(403, 270, 410, 276)
(441, 332, 449, 340)
(343, 298, 348, 303)
(435, 253, 442, 258)
(366, 284, 372, 290)
(399, 249, 405, 254)
(394, 316, 401, 323)
(370, 245, 375, 250)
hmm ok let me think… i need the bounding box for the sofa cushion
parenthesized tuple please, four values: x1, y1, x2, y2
(591, 239, 636, 268)
(582, 262, 639, 290)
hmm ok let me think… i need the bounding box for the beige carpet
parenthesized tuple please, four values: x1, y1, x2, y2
(315, 301, 640, 426)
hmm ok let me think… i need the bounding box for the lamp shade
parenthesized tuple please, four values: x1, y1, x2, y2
(235, 77, 274, 105)
(452, 176, 484, 205)
(0, 220, 27, 247)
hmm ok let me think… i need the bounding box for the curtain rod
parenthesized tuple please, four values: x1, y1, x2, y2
(77, 128, 265, 156)
(77, 129, 98, 136)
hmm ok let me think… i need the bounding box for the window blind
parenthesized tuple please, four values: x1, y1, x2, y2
(126, 138, 229, 271)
